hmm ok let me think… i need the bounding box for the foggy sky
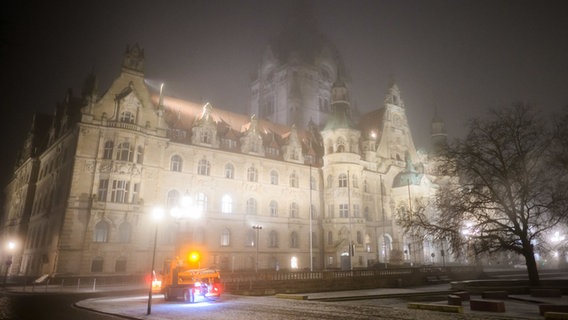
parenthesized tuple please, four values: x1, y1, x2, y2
(1, 0, 567, 186)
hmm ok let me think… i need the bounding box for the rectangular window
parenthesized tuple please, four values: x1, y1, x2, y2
(339, 204, 349, 218)
(97, 179, 109, 202)
(111, 180, 130, 203)
(132, 183, 140, 204)
(353, 204, 360, 218)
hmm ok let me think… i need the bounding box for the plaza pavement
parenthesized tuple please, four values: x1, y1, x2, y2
(6, 282, 568, 319)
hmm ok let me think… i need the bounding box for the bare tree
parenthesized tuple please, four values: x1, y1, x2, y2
(397, 103, 568, 286)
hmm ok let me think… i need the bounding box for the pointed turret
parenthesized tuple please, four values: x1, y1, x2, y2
(430, 107, 448, 156)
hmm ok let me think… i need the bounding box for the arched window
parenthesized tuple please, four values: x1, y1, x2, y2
(167, 190, 180, 209)
(224, 163, 234, 179)
(269, 200, 278, 217)
(289, 172, 298, 188)
(116, 142, 133, 161)
(270, 170, 279, 185)
(220, 228, 230, 247)
(103, 141, 114, 159)
(221, 194, 232, 214)
(247, 166, 258, 182)
(118, 222, 131, 243)
(289, 202, 299, 218)
(338, 173, 348, 188)
(269, 230, 279, 248)
(197, 159, 210, 176)
(93, 221, 110, 242)
(290, 231, 299, 248)
(170, 155, 183, 172)
(246, 198, 257, 215)
(136, 146, 144, 164)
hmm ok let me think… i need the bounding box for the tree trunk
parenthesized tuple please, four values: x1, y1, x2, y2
(524, 249, 540, 287)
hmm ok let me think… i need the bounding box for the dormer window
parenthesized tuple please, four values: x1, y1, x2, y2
(120, 111, 135, 124)
(200, 131, 211, 144)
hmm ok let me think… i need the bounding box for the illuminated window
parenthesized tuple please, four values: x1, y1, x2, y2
(220, 228, 230, 247)
(170, 155, 183, 172)
(221, 195, 232, 214)
(93, 221, 110, 242)
(290, 256, 298, 269)
(197, 159, 210, 176)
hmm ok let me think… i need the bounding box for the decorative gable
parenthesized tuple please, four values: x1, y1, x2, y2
(191, 103, 219, 147)
(240, 115, 265, 156)
(282, 125, 304, 163)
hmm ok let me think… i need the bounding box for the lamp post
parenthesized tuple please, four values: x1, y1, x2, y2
(252, 225, 262, 272)
(147, 207, 164, 315)
(3, 241, 15, 288)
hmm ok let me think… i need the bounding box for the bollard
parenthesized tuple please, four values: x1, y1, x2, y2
(60, 279, 64, 292)
(77, 278, 81, 290)
(92, 278, 96, 291)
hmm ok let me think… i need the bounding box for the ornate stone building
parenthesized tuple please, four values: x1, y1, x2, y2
(1, 15, 449, 278)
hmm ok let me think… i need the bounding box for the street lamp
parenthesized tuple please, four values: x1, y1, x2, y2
(252, 225, 263, 272)
(147, 206, 164, 315)
(3, 241, 16, 288)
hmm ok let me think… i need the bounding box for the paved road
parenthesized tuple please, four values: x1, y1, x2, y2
(76, 287, 558, 320)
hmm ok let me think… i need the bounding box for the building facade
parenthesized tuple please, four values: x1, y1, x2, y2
(2, 16, 450, 278)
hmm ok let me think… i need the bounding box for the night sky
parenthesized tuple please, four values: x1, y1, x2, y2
(1, 0, 567, 188)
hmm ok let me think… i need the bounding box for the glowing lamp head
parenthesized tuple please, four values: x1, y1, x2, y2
(152, 207, 165, 221)
(188, 251, 200, 263)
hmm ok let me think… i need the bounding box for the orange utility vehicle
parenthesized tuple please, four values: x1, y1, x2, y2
(153, 251, 223, 303)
